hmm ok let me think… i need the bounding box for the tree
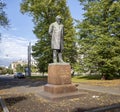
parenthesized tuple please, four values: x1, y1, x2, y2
(0, 67, 13, 74)
(0, 0, 9, 41)
(0, 67, 7, 74)
(16, 64, 24, 73)
(6, 68, 13, 74)
(0, 0, 9, 28)
(20, 0, 77, 73)
(76, 0, 120, 79)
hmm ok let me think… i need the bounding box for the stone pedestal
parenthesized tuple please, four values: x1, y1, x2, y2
(39, 63, 84, 100)
(44, 63, 77, 94)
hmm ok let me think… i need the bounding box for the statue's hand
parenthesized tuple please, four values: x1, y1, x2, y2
(49, 32, 52, 36)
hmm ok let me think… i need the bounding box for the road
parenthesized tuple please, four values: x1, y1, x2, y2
(0, 75, 13, 81)
(0, 75, 18, 89)
(0, 75, 46, 95)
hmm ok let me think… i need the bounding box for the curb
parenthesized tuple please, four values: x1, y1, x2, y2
(0, 96, 9, 112)
(85, 104, 120, 112)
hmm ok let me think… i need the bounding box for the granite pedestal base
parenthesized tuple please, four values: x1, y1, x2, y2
(44, 84, 77, 94)
(41, 63, 80, 100)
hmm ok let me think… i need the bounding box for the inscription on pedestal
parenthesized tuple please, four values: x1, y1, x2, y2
(44, 63, 77, 94)
(58, 68, 70, 75)
(60, 75, 70, 84)
(48, 63, 71, 85)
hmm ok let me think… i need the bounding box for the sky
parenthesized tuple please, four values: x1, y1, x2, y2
(0, 0, 84, 67)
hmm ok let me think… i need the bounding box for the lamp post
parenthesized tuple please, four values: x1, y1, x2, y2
(28, 42, 31, 76)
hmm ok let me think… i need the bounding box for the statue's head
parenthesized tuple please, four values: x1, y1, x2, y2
(56, 15, 62, 24)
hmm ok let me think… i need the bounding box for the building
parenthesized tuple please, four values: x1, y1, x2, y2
(10, 60, 27, 72)
(10, 59, 37, 73)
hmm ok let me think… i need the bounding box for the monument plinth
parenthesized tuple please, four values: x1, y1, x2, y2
(48, 63, 71, 85)
(41, 63, 80, 100)
(44, 63, 77, 94)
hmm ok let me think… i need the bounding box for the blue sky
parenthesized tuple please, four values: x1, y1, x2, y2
(0, 0, 84, 66)
(1, 0, 36, 40)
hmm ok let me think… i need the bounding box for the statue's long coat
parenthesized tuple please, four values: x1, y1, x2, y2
(49, 22, 64, 50)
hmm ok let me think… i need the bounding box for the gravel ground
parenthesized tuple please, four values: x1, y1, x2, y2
(1, 90, 120, 112)
(0, 76, 120, 112)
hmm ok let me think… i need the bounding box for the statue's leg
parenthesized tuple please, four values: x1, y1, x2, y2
(58, 50, 64, 63)
(53, 49, 57, 63)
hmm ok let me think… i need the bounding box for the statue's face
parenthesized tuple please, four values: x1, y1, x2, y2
(56, 18, 62, 24)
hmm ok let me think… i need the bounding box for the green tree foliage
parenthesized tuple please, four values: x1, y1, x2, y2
(20, 0, 77, 73)
(6, 68, 13, 74)
(31, 65, 38, 72)
(0, 67, 6, 74)
(77, 0, 120, 79)
(15, 64, 37, 73)
(0, 0, 9, 28)
(0, 67, 13, 74)
(16, 64, 24, 73)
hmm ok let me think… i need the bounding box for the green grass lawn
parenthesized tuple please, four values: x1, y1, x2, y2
(26, 76, 47, 81)
(72, 75, 102, 83)
(72, 75, 120, 87)
(26, 75, 120, 87)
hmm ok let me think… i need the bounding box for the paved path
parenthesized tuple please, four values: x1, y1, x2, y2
(77, 83, 120, 96)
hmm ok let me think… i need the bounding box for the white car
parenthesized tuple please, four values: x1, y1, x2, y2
(14, 72, 25, 79)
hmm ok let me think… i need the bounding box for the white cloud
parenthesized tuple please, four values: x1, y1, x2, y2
(11, 27, 18, 31)
(8, 24, 18, 31)
(0, 34, 37, 65)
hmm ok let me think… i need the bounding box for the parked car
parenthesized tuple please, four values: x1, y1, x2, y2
(14, 72, 25, 79)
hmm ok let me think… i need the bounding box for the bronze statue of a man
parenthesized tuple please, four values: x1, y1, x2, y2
(49, 15, 64, 63)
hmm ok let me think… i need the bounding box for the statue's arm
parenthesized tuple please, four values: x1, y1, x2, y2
(62, 25, 64, 37)
(49, 24, 53, 36)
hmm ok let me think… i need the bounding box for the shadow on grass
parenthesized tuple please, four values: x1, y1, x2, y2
(4, 96, 27, 106)
(26, 76, 47, 80)
(0, 103, 2, 112)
